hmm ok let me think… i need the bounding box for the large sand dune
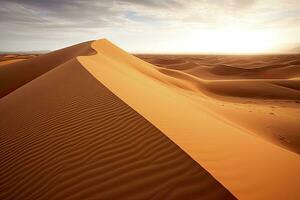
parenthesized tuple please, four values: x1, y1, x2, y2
(79, 40, 300, 199)
(0, 41, 94, 98)
(0, 42, 235, 199)
(1, 39, 300, 199)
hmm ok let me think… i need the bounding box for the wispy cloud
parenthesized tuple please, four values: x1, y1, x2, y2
(0, 0, 300, 52)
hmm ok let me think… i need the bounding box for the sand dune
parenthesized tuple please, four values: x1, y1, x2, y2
(0, 41, 94, 98)
(156, 67, 300, 100)
(139, 54, 300, 153)
(0, 59, 26, 66)
(0, 43, 235, 199)
(79, 40, 300, 199)
(139, 54, 300, 79)
(1, 39, 300, 199)
(0, 54, 38, 66)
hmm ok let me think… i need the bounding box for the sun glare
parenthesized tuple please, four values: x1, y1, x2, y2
(188, 27, 278, 54)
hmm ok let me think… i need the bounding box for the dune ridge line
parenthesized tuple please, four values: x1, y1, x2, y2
(78, 38, 300, 200)
(0, 41, 235, 199)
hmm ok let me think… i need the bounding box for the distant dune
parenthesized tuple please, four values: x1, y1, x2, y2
(1, 39, 300, 200)
(0, 42, 94, 98)
(0, 58, 26, 66)
(138, 54, 300, 154)
(0, 54, 38, 66)
(289, 46, 300, 54)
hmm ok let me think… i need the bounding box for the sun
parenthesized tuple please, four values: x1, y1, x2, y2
(214, 29, 275, 54)
(186, 26, 278, 54)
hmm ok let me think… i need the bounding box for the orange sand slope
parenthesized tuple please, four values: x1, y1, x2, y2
(78, 39, 300, 200)
(0, 47, 235, 198)
(0, 42, 94, 98)
(138, 55, 300, 154)
(139, 55, 300, 153)
(1, 39, 300, 199)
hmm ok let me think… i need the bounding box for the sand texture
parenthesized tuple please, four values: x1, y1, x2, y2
(79, 40, 300, 200)
(1, 39, 300, 199)
(0, 42, 94, 98)
(0, 46, 235, 199)
(138, 54, 300, 153)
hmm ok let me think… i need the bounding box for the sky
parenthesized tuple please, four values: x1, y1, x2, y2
(0, 0, 300, 54)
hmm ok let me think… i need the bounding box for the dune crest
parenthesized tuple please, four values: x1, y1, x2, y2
(0, 41, 95, 98)
(0, 41, 235, 199)
(78, 39, 300, 200)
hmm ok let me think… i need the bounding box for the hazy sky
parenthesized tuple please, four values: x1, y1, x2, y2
(1, 0, 300, 53)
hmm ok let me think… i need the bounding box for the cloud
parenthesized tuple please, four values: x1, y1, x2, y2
(118, 0, 183, 8)
(0, 0, 257, 33)
(0, 0, 300, 51)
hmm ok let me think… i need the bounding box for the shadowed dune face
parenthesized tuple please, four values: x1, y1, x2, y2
(0, 57, 235, 199)
(0, 41, 95, 98)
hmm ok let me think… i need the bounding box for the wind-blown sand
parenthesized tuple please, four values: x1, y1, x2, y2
(0, 42, 235, 199)
(1, 39, 300, 199)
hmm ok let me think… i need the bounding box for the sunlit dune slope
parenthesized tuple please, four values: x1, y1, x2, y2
(0, 43, 235, 199)
(156, 67, 300, 100)
(0, 41, 95, 98)
(139, 55, 300, 153)
(79, 39, 300, 200)
(139, 55, 300, 101)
